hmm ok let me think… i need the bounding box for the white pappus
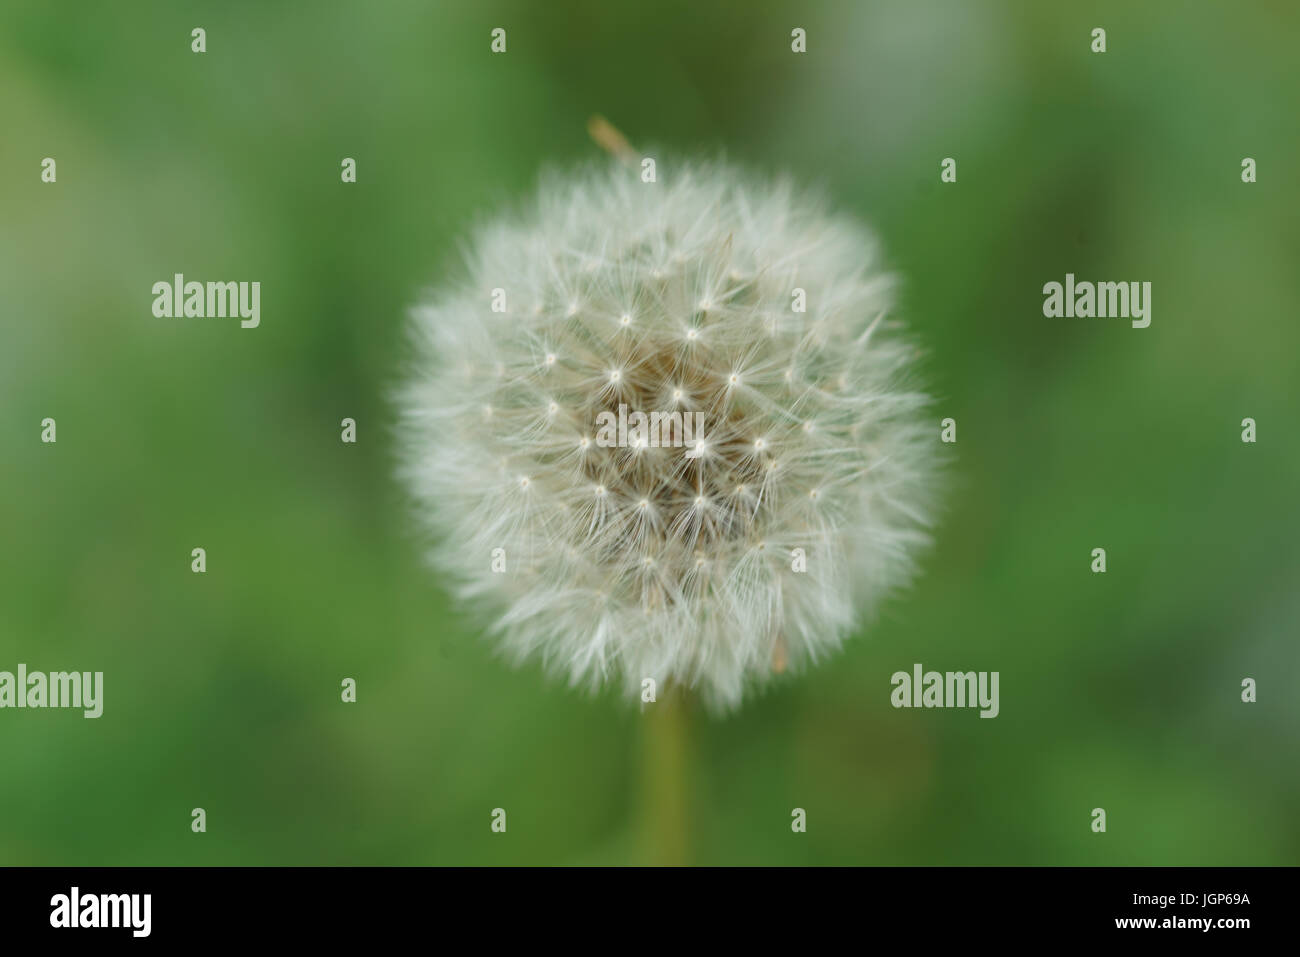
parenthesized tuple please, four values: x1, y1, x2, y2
(396, 159, 941, 711)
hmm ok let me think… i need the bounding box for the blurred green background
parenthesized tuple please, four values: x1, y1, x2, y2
(2, 0, 1297, 865)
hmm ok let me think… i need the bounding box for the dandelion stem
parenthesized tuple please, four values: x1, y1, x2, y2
(588, 115, 638, 167)
(642, 690, 690, 865)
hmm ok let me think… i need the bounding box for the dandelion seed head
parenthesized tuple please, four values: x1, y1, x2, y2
(396, 160, 940, 710)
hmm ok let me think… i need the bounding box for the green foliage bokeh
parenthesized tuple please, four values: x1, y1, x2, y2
(2, 0, 1297, 864)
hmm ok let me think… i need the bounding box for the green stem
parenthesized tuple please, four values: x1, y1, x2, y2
(642, 690, 690, 865)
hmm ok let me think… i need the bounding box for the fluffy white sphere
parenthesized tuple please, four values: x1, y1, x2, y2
(397, 160, 939, 710)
